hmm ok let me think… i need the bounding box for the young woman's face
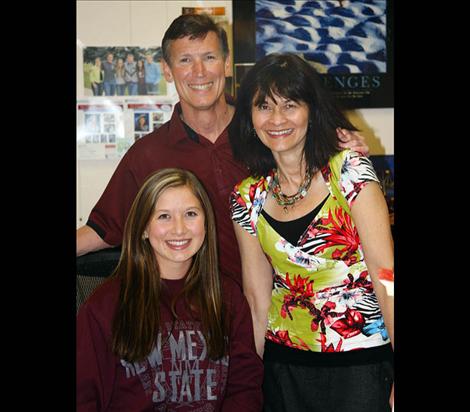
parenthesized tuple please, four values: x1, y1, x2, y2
(251, 93, 310, 157)
(146, 186, 206, 279)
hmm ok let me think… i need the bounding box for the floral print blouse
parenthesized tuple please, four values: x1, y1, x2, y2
(230, 149, 390, 353)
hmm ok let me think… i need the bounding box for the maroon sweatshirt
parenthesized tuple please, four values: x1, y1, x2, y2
(77, 275, 263, 411)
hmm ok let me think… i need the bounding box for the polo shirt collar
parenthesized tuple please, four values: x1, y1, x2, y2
(167, 102, 192, 144)
(167, 95, 235, 145)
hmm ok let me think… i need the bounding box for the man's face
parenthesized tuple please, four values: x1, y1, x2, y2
(162, 31, 230, 112)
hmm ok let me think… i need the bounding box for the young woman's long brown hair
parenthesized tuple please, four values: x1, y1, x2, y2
(111, 168, 226, 362)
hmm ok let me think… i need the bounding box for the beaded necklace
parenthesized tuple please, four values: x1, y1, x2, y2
(271, 168, 312, 214)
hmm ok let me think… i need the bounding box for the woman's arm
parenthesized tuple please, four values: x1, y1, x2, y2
(351, 181, 394, 347)
(222, 277, 264, 411)
(351, 181, 394, 408)
(233, 222, 274, 358)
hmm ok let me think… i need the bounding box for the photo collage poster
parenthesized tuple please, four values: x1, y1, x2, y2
(128, 101, 173, 142)
(78, 42, 179, 160)
(77, 98, 176, 160)
(77, 101, 126, 160)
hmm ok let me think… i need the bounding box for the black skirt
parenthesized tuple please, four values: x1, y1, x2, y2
(262, 340, 393, 412)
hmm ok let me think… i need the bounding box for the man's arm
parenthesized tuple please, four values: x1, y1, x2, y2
(77, 225, 112, 256)
(337, 128, 370, 156)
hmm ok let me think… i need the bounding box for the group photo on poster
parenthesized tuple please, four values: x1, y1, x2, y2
(82, 46, 167, 97)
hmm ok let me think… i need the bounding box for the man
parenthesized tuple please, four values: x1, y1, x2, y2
(144, 53, 161, 95)
(102, 52, 116, 96)
(124, 53, 138, 96)
(77, 13, 367, 286)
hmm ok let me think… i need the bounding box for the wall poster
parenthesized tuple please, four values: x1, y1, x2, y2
(127, 101, 173, 142)
(255, 0, 393, 108)
(77, 100, 128, 160)
(82, 46, 167, 97)
(77, 98, 177, 160)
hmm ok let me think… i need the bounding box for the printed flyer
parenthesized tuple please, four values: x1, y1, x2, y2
(77, 100, 129, 160)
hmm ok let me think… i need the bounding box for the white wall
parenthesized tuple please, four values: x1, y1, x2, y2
(76, 0, 394, 228)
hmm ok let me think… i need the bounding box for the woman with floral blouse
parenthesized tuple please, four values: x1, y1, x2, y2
(229, 53, 394, 412)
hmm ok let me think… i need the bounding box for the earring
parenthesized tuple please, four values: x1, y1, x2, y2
(143, 232, 148, 240)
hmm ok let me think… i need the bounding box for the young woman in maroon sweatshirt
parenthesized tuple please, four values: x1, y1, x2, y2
(77, 168, 263, 411)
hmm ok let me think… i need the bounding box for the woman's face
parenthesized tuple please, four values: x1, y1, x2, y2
(146, 185, 206, 279)
(251, 92, 309, 157)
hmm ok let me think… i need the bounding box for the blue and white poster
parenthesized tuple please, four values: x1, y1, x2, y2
(255, 0, 392, 108)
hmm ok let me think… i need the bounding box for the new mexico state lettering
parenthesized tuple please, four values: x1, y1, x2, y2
(120, 320, 229, 404)
(152, 366, 218, 402)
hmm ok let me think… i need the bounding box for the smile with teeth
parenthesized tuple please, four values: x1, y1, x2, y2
(166, 239, 191, 249)
(267, 128, 294, 137)
(188, 82, 213, 90)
